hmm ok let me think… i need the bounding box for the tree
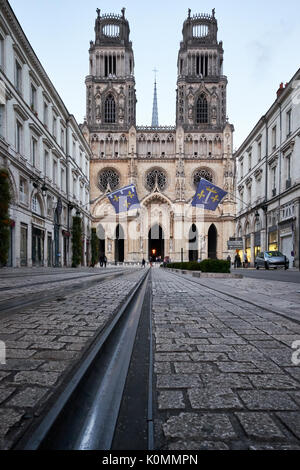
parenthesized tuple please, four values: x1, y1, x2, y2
(0, 169, 11, 266)
(72, 215, 82, 267)
(91, 228, 99, 267)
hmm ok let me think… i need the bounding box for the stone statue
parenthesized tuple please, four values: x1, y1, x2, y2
(121, 8, 125, 18)
(96, 8, 100, 18)
(188, 8, 191, 18)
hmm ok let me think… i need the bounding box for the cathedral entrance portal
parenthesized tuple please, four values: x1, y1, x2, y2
(208, 224, 217, 259)
(148, 224, 164, 261)
(189, 224, 198, 261)
(115, 224, 124, 263)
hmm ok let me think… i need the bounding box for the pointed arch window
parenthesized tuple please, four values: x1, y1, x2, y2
(104, 94, 116, 123)
(196, 94, 208, 124)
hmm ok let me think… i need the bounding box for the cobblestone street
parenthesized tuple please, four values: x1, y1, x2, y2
(0, 267, 145, 449)
(152, 269, 300, 450)
(0, 267, 300, 450)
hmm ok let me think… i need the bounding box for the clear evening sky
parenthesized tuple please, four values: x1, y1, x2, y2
(8, 0, 300, 150)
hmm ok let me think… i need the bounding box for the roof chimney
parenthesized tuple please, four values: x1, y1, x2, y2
(277, 82, 285, 98)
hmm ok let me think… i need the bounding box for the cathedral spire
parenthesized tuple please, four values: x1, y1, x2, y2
(151, 69, 159, 127)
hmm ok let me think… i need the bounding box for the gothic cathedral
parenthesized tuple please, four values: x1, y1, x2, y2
(81, 8, 236, 263)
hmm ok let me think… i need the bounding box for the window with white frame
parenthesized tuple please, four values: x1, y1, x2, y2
(0, 34, 4, 70)
(286, 109, 292, 137)
(286, 154, 291, 182)
(272, 166, 277, 192)
(257, 141, 262, 161)
(53, 159, 57, 185)
(31, 194, 42, 215)
(61, 127, 65, 151)
(16, 119, 23, 154)
(61, 167, 66, 191)
(43, 102, 48, 127)
(15, 59, 22, 93)
(30, 83, 37, 111)
(31, 136, 38, 167)
(272, 125, 277, 150)
(19, 176, 28, 204)
(248, 153, 252, 171)
(281, 203, 294, 221)
(52, 114, 57, 139)
(44, 149, 49, 176)
(240, 162, 243, 180)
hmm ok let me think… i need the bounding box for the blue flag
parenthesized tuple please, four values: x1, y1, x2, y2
(192, 178, 227, 211)
(107, 184, 140, 214)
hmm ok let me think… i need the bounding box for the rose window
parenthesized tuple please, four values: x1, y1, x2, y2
(193, 168, 213, 188)
(98, 168, 120, 192)
(145, 169, 167, 192)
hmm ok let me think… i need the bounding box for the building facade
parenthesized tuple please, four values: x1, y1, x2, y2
(234, 69, 300, 268)
(82, 8, 236, 263)
(0, 0, 92, 268)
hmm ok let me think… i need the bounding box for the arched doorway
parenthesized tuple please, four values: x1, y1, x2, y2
(97, 224, 105, 260)
(208, 224, 217, 259)
(189, 224, 198, 261)
(148, 224, 164, 261)
(115, 224, 124, 263)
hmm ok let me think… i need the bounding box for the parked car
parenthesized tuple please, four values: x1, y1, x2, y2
(255, 251, 289, 270)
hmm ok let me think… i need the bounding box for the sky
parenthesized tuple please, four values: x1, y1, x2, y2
(8, 0, 300, 150)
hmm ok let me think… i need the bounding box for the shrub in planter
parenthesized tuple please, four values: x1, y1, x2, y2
(165, 259, 230, 273)
(0, 169, 11, 266)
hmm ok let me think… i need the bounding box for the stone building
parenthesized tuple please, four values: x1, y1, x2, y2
(234, 68, 300, 268)
(0, 0, 91, 267)
(82, 8, 236, 263)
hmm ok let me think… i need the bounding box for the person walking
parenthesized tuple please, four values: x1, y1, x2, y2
(103, 255, 107, 268)
(142, 258, 146, 268)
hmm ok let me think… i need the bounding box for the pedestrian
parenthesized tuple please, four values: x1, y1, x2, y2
(103, 255, 107, 268)
(149, 256, 153, 267)
(142, 258, 145, 268)
(227, 255, 231, 265)
(99, 255, 103, 267)
(244, 253, 248, 268)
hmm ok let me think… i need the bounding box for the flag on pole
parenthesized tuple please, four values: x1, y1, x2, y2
(107, 184, 140, 214)
(192, 178, 227, 211)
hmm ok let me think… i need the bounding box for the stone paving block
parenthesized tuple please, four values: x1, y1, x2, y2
(167, 440, 230, 450)
(155, 353, 191, 362)
(7, 386, 49, 408)
(0, 359, 44, 371)
(65, 343, 86, 351)
(29, 342, 66, 350)
(238, 390, 298, 410)
(201, 373, 253, 389)
(284, 368, 300, 381)
(163, 413, 237, 440)
(158, 390, 185, 410)
(33, 350, 78, 361)
(235, 412, 285, 440)
(248, 374, 300, 390)
(154, 362, 172, 374)
(174, 363, 215, 375)
(276, 412, 300, 439)
(156, 343, 195, 353)
(195, 344, 234, 352)
(188, 387, 243, 410)
(13, 371, 61, 387)
(0, 388, 16, 404)
(217, 362, 261, 373)
(157, 374, 202, 389)
(6, 349, 35, 359)
(0, 408, 24, 437)
(190, 352, 229, 362)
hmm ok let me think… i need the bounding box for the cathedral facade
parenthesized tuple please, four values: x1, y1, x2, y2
(81, 8, 236, 263)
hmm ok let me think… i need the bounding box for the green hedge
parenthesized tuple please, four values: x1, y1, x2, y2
(164, 259, 230, 273)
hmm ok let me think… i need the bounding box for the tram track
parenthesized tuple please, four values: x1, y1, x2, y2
(0, 268, 140, 316)
(15, 268, 152, 450)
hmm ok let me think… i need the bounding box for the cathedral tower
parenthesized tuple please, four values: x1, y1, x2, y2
(176, 9, 227, 131)
(85, 8, 136, 131)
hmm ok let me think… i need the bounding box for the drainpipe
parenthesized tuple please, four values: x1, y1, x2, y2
(264, 116, 268, 251)
(66, 118, 70, 266)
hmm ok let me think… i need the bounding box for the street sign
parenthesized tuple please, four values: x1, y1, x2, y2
(227, 239, 243, 250)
